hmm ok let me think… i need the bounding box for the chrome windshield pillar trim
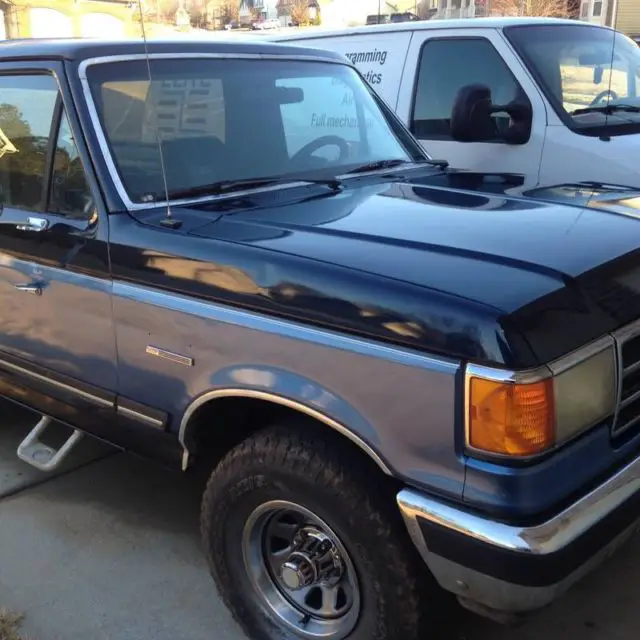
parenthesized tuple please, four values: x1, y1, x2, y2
(397, 449, 640, 558)
(178, 388, 392, 475)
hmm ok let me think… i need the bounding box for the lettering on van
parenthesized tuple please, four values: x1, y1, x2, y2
(343, 48, 388, 86)
(311, 113, 373, 129)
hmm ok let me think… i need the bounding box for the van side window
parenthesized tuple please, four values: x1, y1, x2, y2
(411, 38, 526, 141)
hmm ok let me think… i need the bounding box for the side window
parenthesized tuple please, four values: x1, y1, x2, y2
(0, 74, 58, 211)
(411, 38, 525, 140)
(49, 111, 94, 218)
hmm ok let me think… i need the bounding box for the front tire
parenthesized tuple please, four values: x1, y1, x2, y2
(200, 424, 445, 640)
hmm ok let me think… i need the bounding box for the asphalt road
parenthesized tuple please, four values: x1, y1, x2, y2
(1, 404, 638, 640)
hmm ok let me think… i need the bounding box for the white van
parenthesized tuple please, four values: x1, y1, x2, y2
(271, 17, 640, 191)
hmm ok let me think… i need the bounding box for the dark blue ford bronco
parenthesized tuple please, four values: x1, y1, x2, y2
(0, 37, 639, 640)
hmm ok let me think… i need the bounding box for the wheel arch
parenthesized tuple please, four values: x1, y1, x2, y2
(178, 386, 392, 476)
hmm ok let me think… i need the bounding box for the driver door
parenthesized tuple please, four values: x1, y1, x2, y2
(0, 70, 117, 409)
(396, 28, 548, 189)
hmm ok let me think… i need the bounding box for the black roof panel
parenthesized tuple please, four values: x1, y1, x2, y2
(0, 37, 347, 63)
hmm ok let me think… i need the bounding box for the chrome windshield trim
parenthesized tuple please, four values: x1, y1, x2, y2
(397, 448, 640, 556)
(77, 52, 354, 212)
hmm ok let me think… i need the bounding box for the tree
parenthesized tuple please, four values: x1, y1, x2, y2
(189, 0, 208, 26)
(289, 0, 309, 25)
(155, 0, 180, 21)
(490, 0, 568, 17)
(219, 0, 239, 22)
(243, 0, 262, 19)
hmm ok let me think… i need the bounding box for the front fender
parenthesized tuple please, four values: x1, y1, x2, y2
(178, 364, 391, 473)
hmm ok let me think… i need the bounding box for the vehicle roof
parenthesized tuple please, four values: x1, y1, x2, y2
(269, 16, 612, 41)
(0, 37, 347, 63)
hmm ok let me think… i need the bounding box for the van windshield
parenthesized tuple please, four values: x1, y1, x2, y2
(86, 57, 421, 204)
(504, 24, 640, 135)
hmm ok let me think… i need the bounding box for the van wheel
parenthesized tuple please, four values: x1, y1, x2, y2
(200, 425, 445, 640)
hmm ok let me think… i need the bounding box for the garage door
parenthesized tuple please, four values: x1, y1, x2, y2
(30, 8, 73, 38)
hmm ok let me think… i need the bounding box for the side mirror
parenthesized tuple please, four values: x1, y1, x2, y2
(450, 83, 533, 146)
(450, 84, 494, 142)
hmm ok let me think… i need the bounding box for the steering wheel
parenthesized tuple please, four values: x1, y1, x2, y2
(290, 135, 349, 167)
(590, 89, 619, 107)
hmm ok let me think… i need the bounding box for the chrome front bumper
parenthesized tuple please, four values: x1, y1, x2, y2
(397, 452, 640, 614)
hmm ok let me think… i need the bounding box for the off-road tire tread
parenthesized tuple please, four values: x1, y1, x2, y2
(200, 424, 444, 640)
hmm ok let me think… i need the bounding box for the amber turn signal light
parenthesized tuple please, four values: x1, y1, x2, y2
(467, 376, 555, 456)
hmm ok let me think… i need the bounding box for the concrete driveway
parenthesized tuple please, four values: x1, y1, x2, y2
(1, 403, 638, 640)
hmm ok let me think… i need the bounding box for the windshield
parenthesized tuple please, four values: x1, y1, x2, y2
(86, 58, 421, 204)
(505, 25, 640, 134)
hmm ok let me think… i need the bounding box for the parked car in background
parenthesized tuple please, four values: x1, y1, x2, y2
(366, 14, 390, 25)
(1, 36, 640, 640)
(252, 18, 280, 30)
(390, 11, 421, 22)
(272, 17, 640, 191)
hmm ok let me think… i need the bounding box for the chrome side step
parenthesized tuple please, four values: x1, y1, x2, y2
(17, 416, 83, 472)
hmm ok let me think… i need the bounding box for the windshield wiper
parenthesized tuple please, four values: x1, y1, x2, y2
(345, 158, 447, 175)
(166, 175, 342, 200)
(571, 104, 640, 116)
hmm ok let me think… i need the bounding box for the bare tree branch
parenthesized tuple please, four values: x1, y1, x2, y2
(490, 0, 568, 17)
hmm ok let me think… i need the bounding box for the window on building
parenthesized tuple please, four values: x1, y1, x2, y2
(592, 1, 602, 16)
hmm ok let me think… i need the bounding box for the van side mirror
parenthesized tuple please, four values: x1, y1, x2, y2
(450, 83, 533, 146)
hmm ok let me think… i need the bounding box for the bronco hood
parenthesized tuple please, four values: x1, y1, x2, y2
(182, 179, 640, 367)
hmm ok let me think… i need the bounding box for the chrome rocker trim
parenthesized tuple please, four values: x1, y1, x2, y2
(397, 451, 640, 613)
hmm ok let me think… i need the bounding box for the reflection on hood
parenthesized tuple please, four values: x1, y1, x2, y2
(523, 183, 640, 220)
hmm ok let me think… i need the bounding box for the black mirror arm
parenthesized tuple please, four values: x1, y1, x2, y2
(489, 102, 531, 120)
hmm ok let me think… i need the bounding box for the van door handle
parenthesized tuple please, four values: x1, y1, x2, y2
(16, 217, 48, 232)
(14, 283, 42, 296)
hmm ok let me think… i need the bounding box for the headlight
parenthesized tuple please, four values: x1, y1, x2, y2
(465, 338, 617, 457)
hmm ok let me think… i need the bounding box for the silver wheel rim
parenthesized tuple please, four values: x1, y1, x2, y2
(242, 500, 361, 639)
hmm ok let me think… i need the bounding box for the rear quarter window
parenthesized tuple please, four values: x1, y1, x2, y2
(292, 33, 412, 108)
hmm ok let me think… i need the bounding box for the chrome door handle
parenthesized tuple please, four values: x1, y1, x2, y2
(14, 284, 42, 296)
(16, 217, 48, 232)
